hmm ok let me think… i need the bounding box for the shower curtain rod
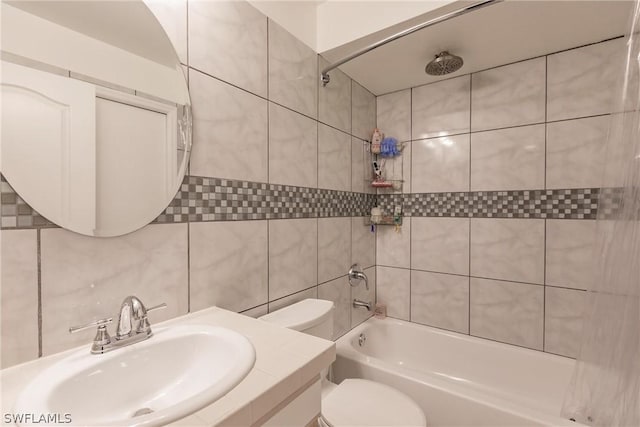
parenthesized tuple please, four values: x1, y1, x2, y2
(320, 0, 503, 87)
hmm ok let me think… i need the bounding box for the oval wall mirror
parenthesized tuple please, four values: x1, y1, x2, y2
(0, 0, 191, 237)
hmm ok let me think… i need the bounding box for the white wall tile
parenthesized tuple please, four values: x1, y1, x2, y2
(189, 0, 267, 96)
(318, 217, 351, 283)
(318, 276, 351, 339)
(268, 218, 318, 300)
(547, 38, 625, 121)
(352, 217, 375, 269)
(318, 124, 351, 192)
(268, 20, 317, 118)
(471, 57, 546, 131)
(470, 278, 544, 350)
(351, 138, 370, 193)
(411, 217, 469, 275)
(190, 221, 268, 313)
(470, 218, 545, 284)
(411, 270, 469, 333)
(546, 220, 598, 290)
(412, 75, 470, 140)
(412, 134, 470, 193)
(1, 230, 39, 368)
(352, 81, 376, 141)
(376, 266, 410, 321)
(269, 103, 318, 188)
(40, 224, 189, 355)
(377, 89, 411, 142)
(190, 70, 268, 182)
(376, 219, 410, 269)
(546, 115, 609, 189)
(471, 124, 545, 191)
(318, 57, 351, 134)
(545, 287, 586, 358)
(351, 266, 375, 327)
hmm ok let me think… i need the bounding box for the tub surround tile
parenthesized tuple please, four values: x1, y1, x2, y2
(545, 220, 598, 290)
(412, 75, 470, 140)
(352, 81, 376, 141)
(546, 115, 609, 189)
(318, 217, 351, 283)
(411, 270, 469, 334)
(318, 57, 351, 134)
(40, 224, 189, 355)
(470, 218, 545, 285)
(470, 278, 544, 350)
(351, 138, 371, 194)
(411, 217, 470, 275)
(318, 276, 351, 339)
(376, 219, 411, 269)
(376, 266, 410, 321)
(1, 230, 39, 368)
(471, 57, 546, 131)
(188, 0, 268, 97)
(351, 266, 375, 327)
(189, 221, 268, 313)
(268, 218, 318, 301)
(544, 287, 586, 358)
(269, 103, 318, 188)
(470, 124, 545, 191)
(352, 217, 375, 269)
(268, 287, 318, 313)
(377, 89, 411, 142)
(547, 38, 624, 121)
(412, 134, 470, 193)
(318, 124, 351, 192)
(268, 20, 317, 118)
(189, 70, 268, 182)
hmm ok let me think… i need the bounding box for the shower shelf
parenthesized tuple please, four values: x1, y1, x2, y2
(364, 216, 403, 226)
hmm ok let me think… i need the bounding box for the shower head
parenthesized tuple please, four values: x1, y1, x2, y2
(425, 51, 464, 76)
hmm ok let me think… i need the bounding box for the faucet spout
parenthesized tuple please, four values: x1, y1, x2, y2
(116, 296, 149, 339)
(353, 299, 372, 311)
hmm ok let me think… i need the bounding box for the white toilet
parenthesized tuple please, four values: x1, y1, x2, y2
(260, 299, 427, 427)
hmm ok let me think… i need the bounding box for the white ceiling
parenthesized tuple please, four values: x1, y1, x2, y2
(321, 0, 633, 95)
(7, 1, 177, 67)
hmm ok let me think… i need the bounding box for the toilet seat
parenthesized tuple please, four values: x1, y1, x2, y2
(320, 379, 427, 427)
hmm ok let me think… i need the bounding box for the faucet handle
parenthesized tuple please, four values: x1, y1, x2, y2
(146, 303, 167, 314)
(69, 317, 113, 334)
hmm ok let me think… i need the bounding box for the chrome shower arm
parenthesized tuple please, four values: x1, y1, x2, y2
(320, 0, 502, 86)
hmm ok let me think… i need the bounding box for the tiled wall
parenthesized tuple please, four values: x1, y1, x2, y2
(374, 37, 625, 358)
(0, 0, 377, 368)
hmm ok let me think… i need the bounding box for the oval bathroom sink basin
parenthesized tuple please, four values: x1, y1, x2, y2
(13, 325, 256, 426)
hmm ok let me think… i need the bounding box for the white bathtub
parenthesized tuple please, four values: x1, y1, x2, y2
(332, 317, 583, 427)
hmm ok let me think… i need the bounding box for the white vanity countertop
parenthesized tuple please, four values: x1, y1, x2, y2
(0, 306, 336, 426)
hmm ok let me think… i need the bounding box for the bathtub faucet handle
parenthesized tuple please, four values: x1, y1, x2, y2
(349, 264, 369, 290)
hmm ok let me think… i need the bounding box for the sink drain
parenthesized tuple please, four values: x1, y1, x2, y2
(132, 408, 154, 417)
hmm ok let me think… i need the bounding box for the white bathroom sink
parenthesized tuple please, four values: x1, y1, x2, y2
(13, 324, 256, 426)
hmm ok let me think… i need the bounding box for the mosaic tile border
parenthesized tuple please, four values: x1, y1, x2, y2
(0, 175, 377, 229)
(377, 188, 624, 220)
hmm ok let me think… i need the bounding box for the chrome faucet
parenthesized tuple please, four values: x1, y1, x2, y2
(353, 299, 372, 311)
(348, 264, 369, 290)
(69, 295, 166, 354)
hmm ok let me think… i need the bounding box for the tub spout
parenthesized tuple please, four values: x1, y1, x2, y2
(353, 299, 372, 311)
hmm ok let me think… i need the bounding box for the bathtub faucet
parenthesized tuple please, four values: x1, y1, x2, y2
(353, 299, 372, 311)
(349, 264, 369, 290)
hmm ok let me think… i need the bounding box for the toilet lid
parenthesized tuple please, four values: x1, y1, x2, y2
(321, 379, 427, 427)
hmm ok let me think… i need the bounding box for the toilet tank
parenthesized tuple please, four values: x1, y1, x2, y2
(259, 299, 334, 340)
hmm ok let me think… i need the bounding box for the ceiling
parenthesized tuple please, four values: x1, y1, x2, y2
(7, 1, 177, 67)
(321, 0, 633, 95)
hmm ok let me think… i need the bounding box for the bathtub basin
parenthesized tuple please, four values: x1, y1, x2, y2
(333, 317, 583, 427)
(13, 324, 255, 426)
